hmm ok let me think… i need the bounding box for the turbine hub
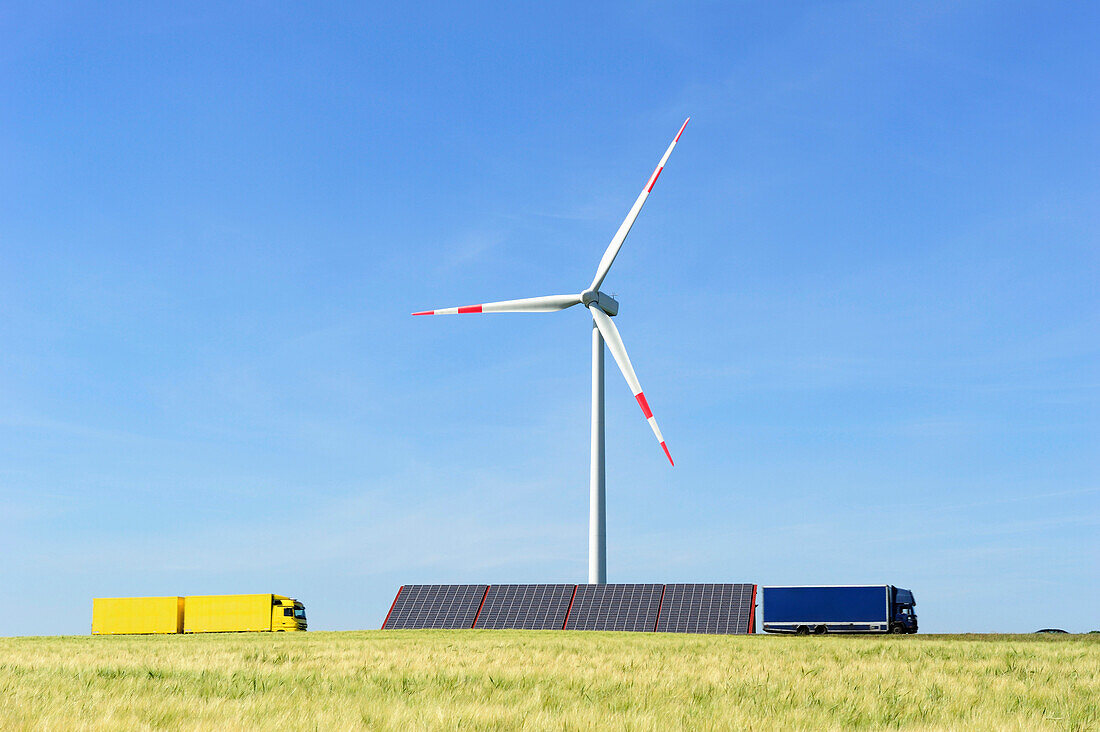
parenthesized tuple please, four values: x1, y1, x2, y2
(582, 289, 619, 316)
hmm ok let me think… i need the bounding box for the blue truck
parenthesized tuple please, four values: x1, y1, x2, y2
(761, 585, 917, 635)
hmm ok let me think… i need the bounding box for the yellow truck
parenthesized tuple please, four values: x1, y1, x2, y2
(92, 594, 306, 634)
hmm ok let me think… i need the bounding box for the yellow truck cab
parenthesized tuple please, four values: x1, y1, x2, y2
(272, 596, 308, 631)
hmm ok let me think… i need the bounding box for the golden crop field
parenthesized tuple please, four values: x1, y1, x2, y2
(1, 631, 1098, 730)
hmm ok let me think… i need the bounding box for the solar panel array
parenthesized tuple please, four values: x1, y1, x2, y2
(382, 583, 756, 634)
(382, 584, 488, 629)
(474, 584, 575, 629)
(655, 583, 755, 634)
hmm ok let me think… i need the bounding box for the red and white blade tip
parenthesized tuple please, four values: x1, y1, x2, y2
(412, 305, 483, 315)
(634, 391, 673, 466)
(644, 118, 691, 193)
(675, 117, 690, 142)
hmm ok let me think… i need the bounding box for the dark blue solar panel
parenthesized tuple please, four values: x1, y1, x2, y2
(474, 584, 575, 629)
(382, 584, 488, 629)
(565, 584, 663, 632)
(655, 583, 755, 634)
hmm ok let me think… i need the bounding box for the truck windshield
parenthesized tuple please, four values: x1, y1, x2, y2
(294, 606, 306, 619)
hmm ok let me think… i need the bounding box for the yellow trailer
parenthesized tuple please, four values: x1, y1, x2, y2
(92, 596, 184, 635)
(183, 594, 306, 633)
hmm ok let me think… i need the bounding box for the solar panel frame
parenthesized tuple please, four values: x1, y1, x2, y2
(655, 583, 756, 635)
(382, 584, 488, 629)
(474, 584, 576, 629)
(565, 584, 664, 632)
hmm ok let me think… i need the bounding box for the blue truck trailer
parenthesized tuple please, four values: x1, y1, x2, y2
(761, 585, 917, 635)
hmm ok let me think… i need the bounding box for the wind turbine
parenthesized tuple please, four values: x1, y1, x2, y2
(414, 118, 689, 583)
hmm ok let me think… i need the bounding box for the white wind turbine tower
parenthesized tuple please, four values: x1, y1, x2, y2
(414, 118, 689, 583)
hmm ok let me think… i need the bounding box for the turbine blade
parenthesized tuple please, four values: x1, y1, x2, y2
(589, 117, 689, 292)
(413, 293, 582, 316)
(590, 307, 673, 465)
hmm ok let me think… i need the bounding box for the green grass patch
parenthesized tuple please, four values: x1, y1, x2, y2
(0, 631, 1097, 729)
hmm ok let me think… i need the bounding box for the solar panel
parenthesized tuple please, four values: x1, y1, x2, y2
(565, 584, 664, 631)
(655, 583, 756, 634)
(474, 584, 575, 629)
(382, 584, 488, 629)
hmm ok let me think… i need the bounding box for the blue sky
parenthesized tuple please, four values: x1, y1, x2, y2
(1, 1, 1097, 635)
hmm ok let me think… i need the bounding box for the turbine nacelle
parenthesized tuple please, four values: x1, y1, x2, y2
(581, 289, 619, 317)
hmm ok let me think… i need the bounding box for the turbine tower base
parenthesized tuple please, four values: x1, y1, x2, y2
(589, 320, 606, 584)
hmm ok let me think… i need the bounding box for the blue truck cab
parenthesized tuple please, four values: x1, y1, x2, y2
(762, 585, 917, 635)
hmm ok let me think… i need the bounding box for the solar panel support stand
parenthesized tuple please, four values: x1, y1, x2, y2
(589, 320, 607, 584)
